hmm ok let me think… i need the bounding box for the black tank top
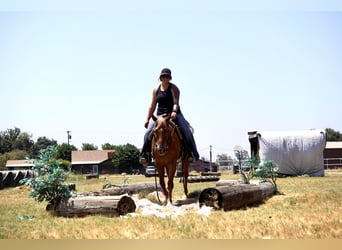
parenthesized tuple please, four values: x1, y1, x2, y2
(156, 83, 174, 116)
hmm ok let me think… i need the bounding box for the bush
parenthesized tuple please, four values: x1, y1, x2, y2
(20, 146, 71, 208)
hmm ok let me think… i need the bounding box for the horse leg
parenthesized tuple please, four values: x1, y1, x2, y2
(182, 161, 189, 197)
(167, 176, 174, 205)
(166, 165, 177, 205)
(158, 171, 168, 205)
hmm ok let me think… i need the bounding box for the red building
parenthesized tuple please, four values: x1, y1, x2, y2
(324, 141, 342, 169)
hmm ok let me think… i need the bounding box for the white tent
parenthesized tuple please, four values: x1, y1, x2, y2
(248, 129, 326, 177)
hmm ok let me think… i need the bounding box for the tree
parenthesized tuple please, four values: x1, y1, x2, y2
(57, 143, 77, 161)
(112, 143, 140, 173)
(31, 136, 58, 158)
(326, 128, 342, 141)
(13, 132, 34, 152)
(20, 146, 71, 208)
(81, 143, 98, 151)
(102, 143, 116, 150)
(0, 127, 21, 153)
(216, 153, 233, 167)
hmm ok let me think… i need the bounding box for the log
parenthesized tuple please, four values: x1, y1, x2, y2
(200, 172, 221, 176)
(54, 195, 136, 217)
(199, 181, 276, 211)
(180, 176, 220, 183)
(82, 182, 162, 196)
(86, 174, 99, 180)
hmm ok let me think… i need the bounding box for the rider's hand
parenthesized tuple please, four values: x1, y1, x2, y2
(171, 111, 177, 120)
(144, 121, 149, 128)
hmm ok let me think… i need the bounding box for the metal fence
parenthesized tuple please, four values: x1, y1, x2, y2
(324, 158, 342, 169)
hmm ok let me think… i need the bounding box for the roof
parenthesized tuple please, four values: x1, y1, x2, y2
(6, 159, 34, 168)
(325, 141, 342, 149)
(71, 150, 115, 165)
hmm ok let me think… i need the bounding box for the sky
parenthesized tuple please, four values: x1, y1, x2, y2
(1, 1, 342, 161)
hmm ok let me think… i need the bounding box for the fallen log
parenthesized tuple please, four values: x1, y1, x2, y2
(53, 195, 136, 217)
(81, 182, 162, 196)
(86, 174, 99, 180)
(200, 172, 221, 176)
(179, 176, 220, 183)
(199, 181, 276, 211)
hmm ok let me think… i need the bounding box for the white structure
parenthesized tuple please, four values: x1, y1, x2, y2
(248, 129, 326, 177)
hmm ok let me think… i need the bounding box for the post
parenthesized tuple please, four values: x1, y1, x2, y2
(67, 131, 71, 145)
(209, 145, 212, 171)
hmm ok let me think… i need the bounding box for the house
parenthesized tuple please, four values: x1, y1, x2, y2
(6, 159, 34, 170)
(324, 141, 342, 169)
(71, 150, 116, 174)
(248, 129, 326, 176)
(188, 160, 218, 173)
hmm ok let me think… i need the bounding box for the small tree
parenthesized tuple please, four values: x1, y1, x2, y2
(20, 146, 71, 209)
(254, 160, 279, 192)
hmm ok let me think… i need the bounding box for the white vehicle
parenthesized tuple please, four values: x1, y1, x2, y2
(145, 165, 157, 177)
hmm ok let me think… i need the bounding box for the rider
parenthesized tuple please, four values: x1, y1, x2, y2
(139, 68, 200, 166)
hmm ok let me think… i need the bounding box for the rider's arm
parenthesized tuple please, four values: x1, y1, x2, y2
(171, 84, 180, 113)
(144, 88, 157, 128)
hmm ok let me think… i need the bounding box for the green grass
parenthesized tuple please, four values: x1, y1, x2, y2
(0, 170, 341, 239)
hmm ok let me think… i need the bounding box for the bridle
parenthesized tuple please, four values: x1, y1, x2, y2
(151, 118, 176, 156)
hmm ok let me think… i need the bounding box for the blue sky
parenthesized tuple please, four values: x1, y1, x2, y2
(1, 1, 342, 160)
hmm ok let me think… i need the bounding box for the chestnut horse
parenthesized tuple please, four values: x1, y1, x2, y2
(151, 115, 189, 205)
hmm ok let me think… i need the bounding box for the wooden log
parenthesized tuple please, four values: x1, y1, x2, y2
(199, 181, 275, 211)
(54, 195, 136, 217)
(82, 182, 162, 196)
(216, 179, 262, 187)
(86, 174, 99, 180)
(200, 172, 221, 176)
(180, 176, 220, 183)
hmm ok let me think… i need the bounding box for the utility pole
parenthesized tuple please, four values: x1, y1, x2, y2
(67, 131, 72, 145)
(209, 145, 212, 171)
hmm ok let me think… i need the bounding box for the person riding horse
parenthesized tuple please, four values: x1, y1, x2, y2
(139, 68, 200, 166)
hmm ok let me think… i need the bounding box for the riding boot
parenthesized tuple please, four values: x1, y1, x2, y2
(139, 139, 151, 167)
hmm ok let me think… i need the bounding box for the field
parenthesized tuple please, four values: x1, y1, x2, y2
(0, 170, 341, 239)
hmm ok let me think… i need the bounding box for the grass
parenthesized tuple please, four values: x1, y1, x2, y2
(0, 170, 341, 239)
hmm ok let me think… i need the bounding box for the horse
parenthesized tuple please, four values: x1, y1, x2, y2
(150, 114, 189, 205)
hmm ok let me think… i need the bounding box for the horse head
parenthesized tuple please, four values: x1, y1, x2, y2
(152, 115, 173, 156)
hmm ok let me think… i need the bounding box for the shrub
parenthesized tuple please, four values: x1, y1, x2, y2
(254, 160, 279, 192)
(20, 146, 71, 208)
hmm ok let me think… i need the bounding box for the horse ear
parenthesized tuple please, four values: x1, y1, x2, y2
(152, 115, 157, 122)
(165, 114, 171, 122)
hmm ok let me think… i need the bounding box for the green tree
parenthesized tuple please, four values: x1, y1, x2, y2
(20, 146, 71, 208)
(326, 128, 342, 141)
(81, 143, 98, 151)
(102, 143, 117, 150)
(0, 127, 21, 153)
(13, 132, 34, 152)
(216, 153, 233, 166)
(112, 143, 140, 173)
(31, 136, 58, 158)
(57, 143, 77, 161)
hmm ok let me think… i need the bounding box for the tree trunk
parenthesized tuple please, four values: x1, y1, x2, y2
(199, 181, 275, 211)
(54, 195, 136, 217)
(81, 182, 162, 196)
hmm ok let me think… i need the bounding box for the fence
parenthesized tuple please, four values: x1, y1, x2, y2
(324, 158, 342, 169)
